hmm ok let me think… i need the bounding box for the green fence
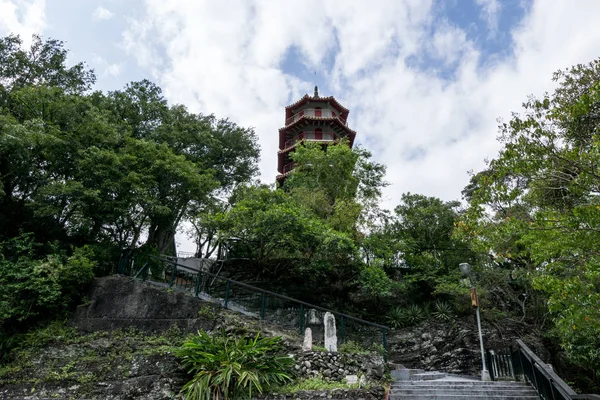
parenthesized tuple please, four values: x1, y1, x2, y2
(117, 250, 389, 359)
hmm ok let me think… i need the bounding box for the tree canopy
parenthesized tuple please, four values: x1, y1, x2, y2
(460, 58, 600, 379)
(0, 34, 260, 256)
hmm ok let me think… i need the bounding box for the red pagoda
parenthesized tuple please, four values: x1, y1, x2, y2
(277, 86, 357, 183)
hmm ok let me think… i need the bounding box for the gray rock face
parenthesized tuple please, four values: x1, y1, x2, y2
(72, 276, 220, 333)
(387, 318, 549, 376)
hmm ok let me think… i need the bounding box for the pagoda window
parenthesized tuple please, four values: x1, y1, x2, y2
(323, 132, 333, 141)
(315, 128, 323, 140)
(305, 131, 314, 140)
(314, 107, 322, 117)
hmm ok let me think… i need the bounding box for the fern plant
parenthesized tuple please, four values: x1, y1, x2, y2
(176, 330, 294, 400)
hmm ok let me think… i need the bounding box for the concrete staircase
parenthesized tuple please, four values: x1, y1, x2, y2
(390, 369, 539, 400)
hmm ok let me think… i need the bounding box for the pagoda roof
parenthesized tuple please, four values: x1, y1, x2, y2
(278, 116, 357, 135)
(285, 94, 349, 114)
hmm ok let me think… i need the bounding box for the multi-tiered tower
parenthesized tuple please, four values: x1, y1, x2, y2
(277, 87, 357, 183)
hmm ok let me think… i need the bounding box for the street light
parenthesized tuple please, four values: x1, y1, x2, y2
(459, 262, 491, 381)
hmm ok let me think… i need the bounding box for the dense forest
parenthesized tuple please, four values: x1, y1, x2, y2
(1, 35, 599, 389)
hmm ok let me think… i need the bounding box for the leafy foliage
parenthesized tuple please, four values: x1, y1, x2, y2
(176, 330, 293, 400)
(0, 35, 259, 255)
(214, 144, 390, 306)
(0, 234, 95, 332)
(460, 58, 600, 380)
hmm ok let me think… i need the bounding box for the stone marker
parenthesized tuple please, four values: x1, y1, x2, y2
(307, 308, 320, 324)
(302, 327, 312, 351)
(359, 374, 367, 387)
(324, 311, 337, 352)
(346, 375, 358, 386)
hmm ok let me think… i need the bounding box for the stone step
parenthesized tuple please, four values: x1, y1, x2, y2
(389, 396, 539, 400)
(392, 382, 532, 388)
(411, 371, 447, 380)
(391, 388, 538, 396)
(391, 368, 426, 380)
(391, 386, 536, 393)
(389, 369, 538, 400)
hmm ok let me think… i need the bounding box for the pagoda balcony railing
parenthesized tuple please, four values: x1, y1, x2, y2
(280, 133, 337, 153)
(285, 109, 347, 126)
(282, 162, 296, 174)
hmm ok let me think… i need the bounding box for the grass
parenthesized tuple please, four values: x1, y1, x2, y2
(272, 376, 369, 393)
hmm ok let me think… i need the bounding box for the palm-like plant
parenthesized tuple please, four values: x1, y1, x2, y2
(431, 300, 454, 322)
(385, 306, 408, 329)
(405, 304, 425, 325)
(176, 330, 294, 400)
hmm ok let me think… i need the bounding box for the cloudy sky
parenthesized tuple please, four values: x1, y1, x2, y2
(2, 0, 600, 250)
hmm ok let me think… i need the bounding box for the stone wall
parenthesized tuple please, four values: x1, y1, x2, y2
(72, 276, 221, 333)
(293, 351, 385, 381)
(259, 387, 386, 399)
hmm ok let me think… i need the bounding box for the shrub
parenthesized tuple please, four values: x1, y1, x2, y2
(338, 341, 368, 354)
(176, 330, 294, 400)
(0, 235, 96, 331)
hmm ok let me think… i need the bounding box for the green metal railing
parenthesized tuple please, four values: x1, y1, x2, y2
(489, 340, 600, 400)
(117, 250, 389, 359)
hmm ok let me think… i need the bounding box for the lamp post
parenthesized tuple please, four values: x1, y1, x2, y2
(459, 262, 491, 381)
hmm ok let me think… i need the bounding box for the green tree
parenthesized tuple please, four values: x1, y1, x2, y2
(214, 143, 389, 307)
(390, 193, 475, 302)
(0, 35, 260, 256)
(0, 34, 94, 93)
(284, 141, 387, 233)
(101, 80, 260, 254)
(461, 58, 600, 378)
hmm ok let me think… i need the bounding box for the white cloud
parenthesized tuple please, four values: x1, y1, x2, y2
(90, 53, 124, 78)
(105, 62, 122, 77)
(430, 20, 472, 65)
(120, 0, 600, 218)
(474, 0, 501, 32)
(93, 6, 113, 21)
(0, 0, 46, 44)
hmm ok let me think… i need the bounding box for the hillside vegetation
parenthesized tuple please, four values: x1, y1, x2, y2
(1, 34, 599, 392)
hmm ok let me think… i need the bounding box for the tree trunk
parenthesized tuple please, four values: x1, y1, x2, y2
(146, 218, 177, 256)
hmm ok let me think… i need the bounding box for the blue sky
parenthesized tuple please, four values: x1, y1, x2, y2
(2, 0, 600, 252)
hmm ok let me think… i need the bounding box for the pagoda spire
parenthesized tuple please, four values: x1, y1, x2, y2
(314, 85, 319, 97)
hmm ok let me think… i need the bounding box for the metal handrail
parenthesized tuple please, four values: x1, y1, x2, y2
(118, 251, 389, 359)
(516, 339, 577, 399)
(489, 339, 600, 399)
